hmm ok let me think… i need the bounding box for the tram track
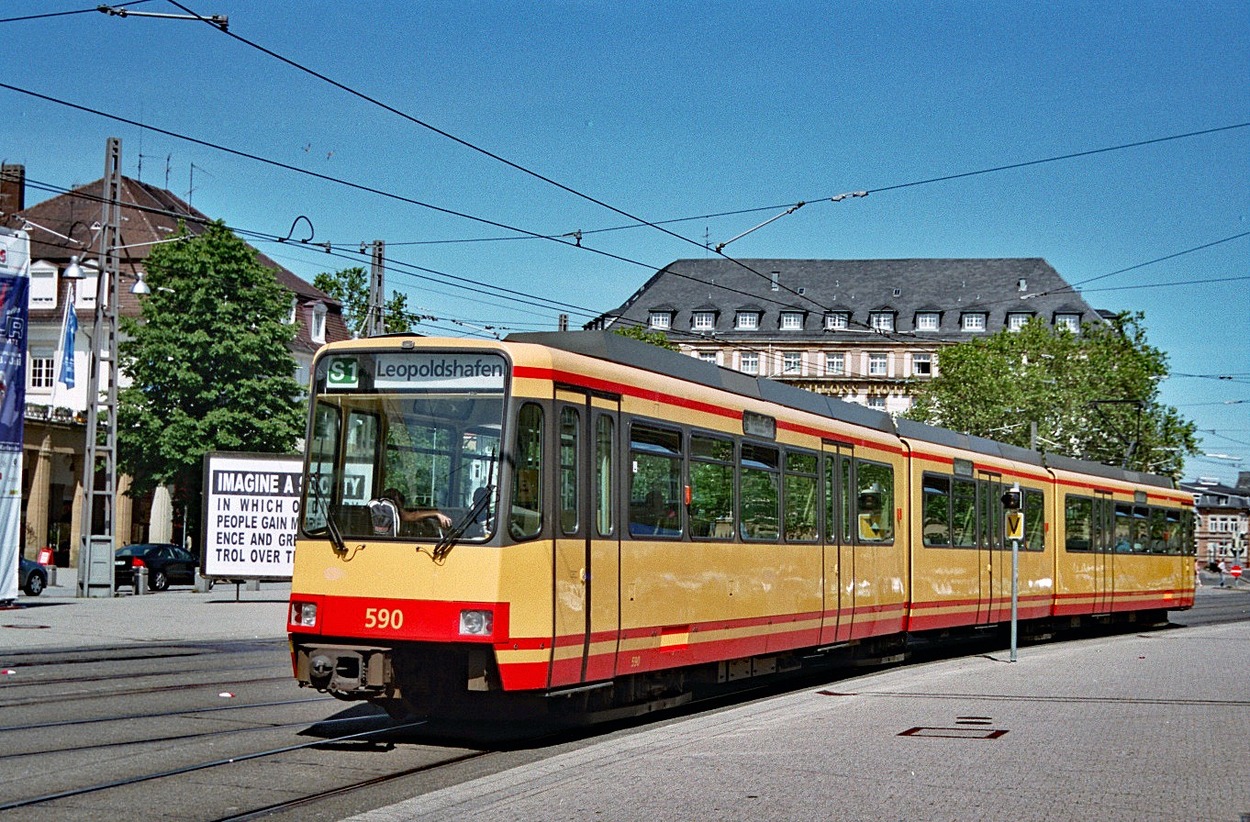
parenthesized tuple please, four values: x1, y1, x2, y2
(0, 718, 440, 812)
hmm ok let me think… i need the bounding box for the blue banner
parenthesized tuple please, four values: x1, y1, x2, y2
(0, 265, 28, 602)
(0, 274, 29, 448)
(58, 286, 77, 388)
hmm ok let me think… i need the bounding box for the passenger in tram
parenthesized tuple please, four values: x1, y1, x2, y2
(375, 488, 452, 535)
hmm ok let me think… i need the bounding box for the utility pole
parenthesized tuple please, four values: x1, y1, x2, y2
(77, 137, 122, 597)
(366, 240, 385, 337)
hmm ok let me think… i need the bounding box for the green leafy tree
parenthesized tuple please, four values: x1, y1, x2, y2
(613, 324, 679, 350)
(117, 221, 306, 541)
(903, 313, 1198, 478)
(313, 266, 419, 335)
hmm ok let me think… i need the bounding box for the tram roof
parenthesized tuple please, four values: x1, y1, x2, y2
(505, 331, 1174, 490)
(508, 330, 896, 435)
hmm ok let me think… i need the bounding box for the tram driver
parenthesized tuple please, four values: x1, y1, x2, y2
(373, 488, 453, 536)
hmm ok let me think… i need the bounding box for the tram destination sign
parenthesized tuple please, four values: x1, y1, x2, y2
(326, 352, 506, 392)
(202, 452, 302, 580)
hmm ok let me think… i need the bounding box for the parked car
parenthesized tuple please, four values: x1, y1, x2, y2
(114, 543, 199, 591)
(18, 557, 47, 596)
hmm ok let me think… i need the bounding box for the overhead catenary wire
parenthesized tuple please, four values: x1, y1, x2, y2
(6, 87, 1245, 343)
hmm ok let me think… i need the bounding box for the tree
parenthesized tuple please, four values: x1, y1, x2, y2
(313, 266, 419, 335)
(117, 221, 306, 541)
(903, 313, 1198, 478)
(613, 324, 679, 351)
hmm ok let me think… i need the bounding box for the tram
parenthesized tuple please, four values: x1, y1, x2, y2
(287, 331, 1194, 720)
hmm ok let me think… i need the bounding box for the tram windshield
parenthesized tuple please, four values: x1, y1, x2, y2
(301, 350, 506, 543)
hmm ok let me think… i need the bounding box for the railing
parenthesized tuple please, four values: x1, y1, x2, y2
(23, 402, 84, 424)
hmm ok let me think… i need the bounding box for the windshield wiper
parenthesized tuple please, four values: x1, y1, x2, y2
(432, 483, 494, 562)
(309, 472, 348, 555)
(432, 451, 496, 562)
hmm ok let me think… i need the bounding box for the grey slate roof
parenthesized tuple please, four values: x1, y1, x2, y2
(589, 258, 1103, 342)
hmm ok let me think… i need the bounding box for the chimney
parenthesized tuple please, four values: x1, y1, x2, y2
(1236, 471, 1250, 492)
(0, 164, 25, 216)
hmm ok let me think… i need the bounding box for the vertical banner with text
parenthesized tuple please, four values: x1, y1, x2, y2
(0, 228, 30, 601)
(202, 452, 302, 580)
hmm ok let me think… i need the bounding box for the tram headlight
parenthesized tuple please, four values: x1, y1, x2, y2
(290, 601, 318, 628)
(459, 609, 494, 636)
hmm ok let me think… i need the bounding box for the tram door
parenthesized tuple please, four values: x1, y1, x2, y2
(1091, 492, 1113, 614)
(976, 471, 1006, 625)
(822, 441, 854, 643)
(551, 388, 621, 687)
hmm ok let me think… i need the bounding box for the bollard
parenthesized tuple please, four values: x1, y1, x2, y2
(194, 570, 213, 593)
(135, 566, 149, 596)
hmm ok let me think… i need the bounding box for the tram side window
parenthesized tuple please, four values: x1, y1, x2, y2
(784, 451, 819, 542)
(690, 434, 734, 539)
(952, 478, 977, 548)
(595, 415, 614, 537)
(855, 459, 894, 543)
(1181, 509, 1196, 555)
(740, 442, 780, 541)
(1164, 509, 1182, 555)
(1024, 489, 1045, 552)
(1065, 496, 1093, 551)
(509, 403, 543, 540)
(629, 424, 682, 538)
(921, 474, 951, 546)
(1132, 506, 1151, 553)
(559, 407, 579, 535)
(1149, 507, 1169, 554)
(1113, 503, 1134, 553)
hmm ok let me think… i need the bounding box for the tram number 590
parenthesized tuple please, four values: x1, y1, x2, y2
(364, 607, 404, 630)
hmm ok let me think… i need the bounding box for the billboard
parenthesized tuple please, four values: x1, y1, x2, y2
(202, 452, 301, 580)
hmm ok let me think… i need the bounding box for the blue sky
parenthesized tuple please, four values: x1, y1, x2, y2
(3, 1, 1247, 483)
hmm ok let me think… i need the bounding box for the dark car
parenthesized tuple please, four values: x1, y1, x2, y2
(114, 543, 199, 591)
(19, 557, 47, 596)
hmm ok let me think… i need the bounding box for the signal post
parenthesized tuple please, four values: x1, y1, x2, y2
(1002, 483, 1024, 662)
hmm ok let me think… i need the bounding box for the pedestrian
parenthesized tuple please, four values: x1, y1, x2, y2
(1195, 557, 1203, 587)
(1217, 558, 1228, 587)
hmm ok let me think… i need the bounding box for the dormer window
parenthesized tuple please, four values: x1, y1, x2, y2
(736, 311, 760, 331)
(30, 261, 57, 308)
(1007, 312, 1032, 332)
(961, 312, 987, 332)
(648, 310, 673, 330)
(311, 302, 327, 344)
(780, 311, 804, 330)
(870, 312, 895, 333)
(1054, 313, 1081, 333)
(691, 311, 716, 331)
(824, 312, 849, 331)
(915, 312, 940, 332)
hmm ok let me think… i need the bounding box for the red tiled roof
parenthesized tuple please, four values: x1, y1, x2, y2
(5, 175, 347, 349)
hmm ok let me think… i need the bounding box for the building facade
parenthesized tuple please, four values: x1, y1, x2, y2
(589, 258, 1104, 414)
(1, 164, 349, 567)
(1181, 474, 1250, 567)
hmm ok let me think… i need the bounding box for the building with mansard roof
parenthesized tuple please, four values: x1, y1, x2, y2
(1180, 474, 1250, 568)
(588, 257, 1106, 413)
(0, 164, 349, 568)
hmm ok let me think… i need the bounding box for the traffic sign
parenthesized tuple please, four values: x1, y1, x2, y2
(1006, 510, 1024, 541)
(1232, 565, 1243, 579)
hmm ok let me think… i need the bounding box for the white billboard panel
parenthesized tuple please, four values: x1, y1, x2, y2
(202, 452, 301, 579)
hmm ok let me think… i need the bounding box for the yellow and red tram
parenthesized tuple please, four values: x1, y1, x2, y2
(287, 331, 1193, 719)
